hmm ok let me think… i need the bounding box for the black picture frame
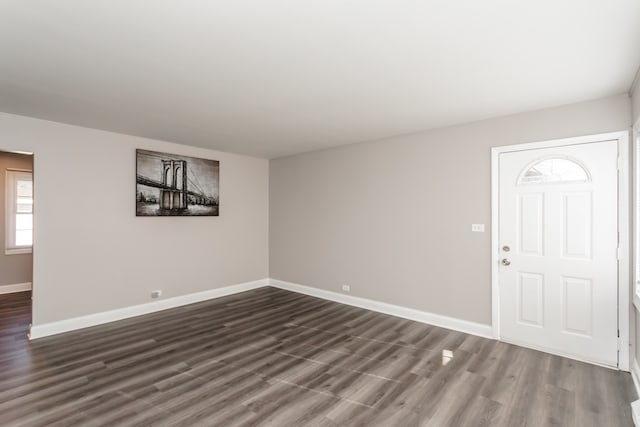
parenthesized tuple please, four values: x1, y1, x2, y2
(136, 149, 219, 216)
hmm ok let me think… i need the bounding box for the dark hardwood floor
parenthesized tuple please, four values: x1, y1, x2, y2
(0, 287, 635, 426)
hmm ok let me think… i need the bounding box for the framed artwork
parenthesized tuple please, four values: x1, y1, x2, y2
(136, 149, 219, 216)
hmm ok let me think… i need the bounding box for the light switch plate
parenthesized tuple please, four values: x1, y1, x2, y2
(471, 224, 485, 232)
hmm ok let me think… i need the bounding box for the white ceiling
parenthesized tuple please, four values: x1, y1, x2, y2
(1, 1, 639, 158)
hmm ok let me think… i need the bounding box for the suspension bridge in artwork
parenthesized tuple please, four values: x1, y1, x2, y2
(136, 152, 217, 210)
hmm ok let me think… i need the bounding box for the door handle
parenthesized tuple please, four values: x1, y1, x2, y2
(501, 258, 511, 266)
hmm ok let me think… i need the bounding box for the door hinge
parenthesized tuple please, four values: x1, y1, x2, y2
(617, 157, 622, 170)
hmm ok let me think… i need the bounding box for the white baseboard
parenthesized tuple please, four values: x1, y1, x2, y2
(29, 277, 492, 342)
(29, 279, 269, 340)
(268, 279, 493, 339)
(0, 282, 32, 294)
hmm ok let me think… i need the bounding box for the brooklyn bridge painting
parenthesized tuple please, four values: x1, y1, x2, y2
(136, 149, 219, 216)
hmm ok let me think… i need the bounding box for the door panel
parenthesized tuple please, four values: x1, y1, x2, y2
(561, 276, 592, 337)
(499, 141, 618, 367)
(519, 193, 544, 255)
(517, 272, 544, 327)
(562, 192, 592, 259)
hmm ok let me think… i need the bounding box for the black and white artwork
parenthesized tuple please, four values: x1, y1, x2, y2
(136, 149, 219, 216)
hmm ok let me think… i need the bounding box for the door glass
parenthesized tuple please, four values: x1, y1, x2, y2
(519, 157, 589, 185)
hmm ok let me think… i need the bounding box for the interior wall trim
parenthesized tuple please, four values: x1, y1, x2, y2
(268, 278, 493, 339)
(29, 279, 269, 339)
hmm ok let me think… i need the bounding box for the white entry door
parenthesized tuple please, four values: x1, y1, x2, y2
(498, 140, 619, 367)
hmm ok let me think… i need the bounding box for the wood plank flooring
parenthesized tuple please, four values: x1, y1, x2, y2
(0, 287, 636, 426)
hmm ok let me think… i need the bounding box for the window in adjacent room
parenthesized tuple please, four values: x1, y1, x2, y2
(5, 169, 33, 254)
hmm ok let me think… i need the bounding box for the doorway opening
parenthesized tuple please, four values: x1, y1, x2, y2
(0, 150, 33, 344)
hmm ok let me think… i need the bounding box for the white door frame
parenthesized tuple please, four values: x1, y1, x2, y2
(491, 131, 630, 371)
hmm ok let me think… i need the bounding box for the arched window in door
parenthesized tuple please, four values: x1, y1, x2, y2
(518, 157, 590, 185)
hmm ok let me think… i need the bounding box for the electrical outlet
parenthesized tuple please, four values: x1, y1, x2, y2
(151, 290, 162, 299)
(471, 224, 485, 232)
(341, 284, 350, 293)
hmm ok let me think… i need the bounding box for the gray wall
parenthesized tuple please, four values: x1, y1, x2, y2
(270, 94, 631, 326)
(0, 151, 33, 287)
(0, 112, 269, 325)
